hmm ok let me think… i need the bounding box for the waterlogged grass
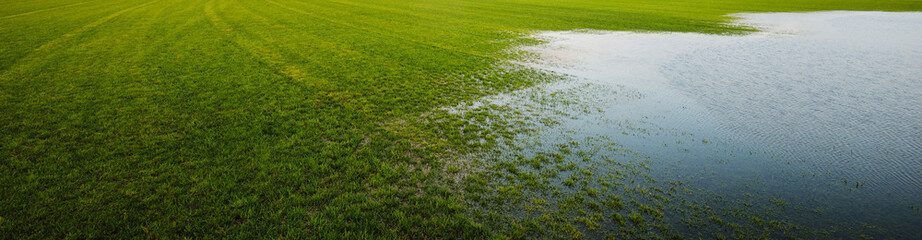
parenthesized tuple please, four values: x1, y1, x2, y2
(435, 79, 820, 239)
(2, 0, 920, 238)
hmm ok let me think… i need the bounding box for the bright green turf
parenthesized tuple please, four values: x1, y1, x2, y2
(1, 0, 919, 238)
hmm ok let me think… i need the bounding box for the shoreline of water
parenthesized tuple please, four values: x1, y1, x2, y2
(499, 11, 922, 237)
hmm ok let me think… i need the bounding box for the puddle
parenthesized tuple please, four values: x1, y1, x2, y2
(463, 11, 922, 238)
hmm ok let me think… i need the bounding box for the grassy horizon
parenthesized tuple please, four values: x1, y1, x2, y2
(2, 0, 920, 238)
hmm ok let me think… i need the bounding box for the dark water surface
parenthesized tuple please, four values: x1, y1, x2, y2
(505, 11, 922, 238)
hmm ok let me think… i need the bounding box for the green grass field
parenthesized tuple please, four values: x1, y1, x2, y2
(2, 0, 920, 238)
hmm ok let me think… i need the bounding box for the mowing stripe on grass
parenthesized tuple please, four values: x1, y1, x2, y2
(203, 0, 320, 85)
(266, 0, 488, 59)
(33, 0, 162, 52)
(0, 0, 164, 85)
(0, 1, 96, 19)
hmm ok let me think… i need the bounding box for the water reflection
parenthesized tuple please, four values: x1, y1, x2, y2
(517, 11, 922, 238)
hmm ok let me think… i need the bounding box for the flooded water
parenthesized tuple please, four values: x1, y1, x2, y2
(498, 11, 922, 238)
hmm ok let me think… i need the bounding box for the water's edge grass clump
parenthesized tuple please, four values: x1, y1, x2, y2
(1, 0, 920, 238)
